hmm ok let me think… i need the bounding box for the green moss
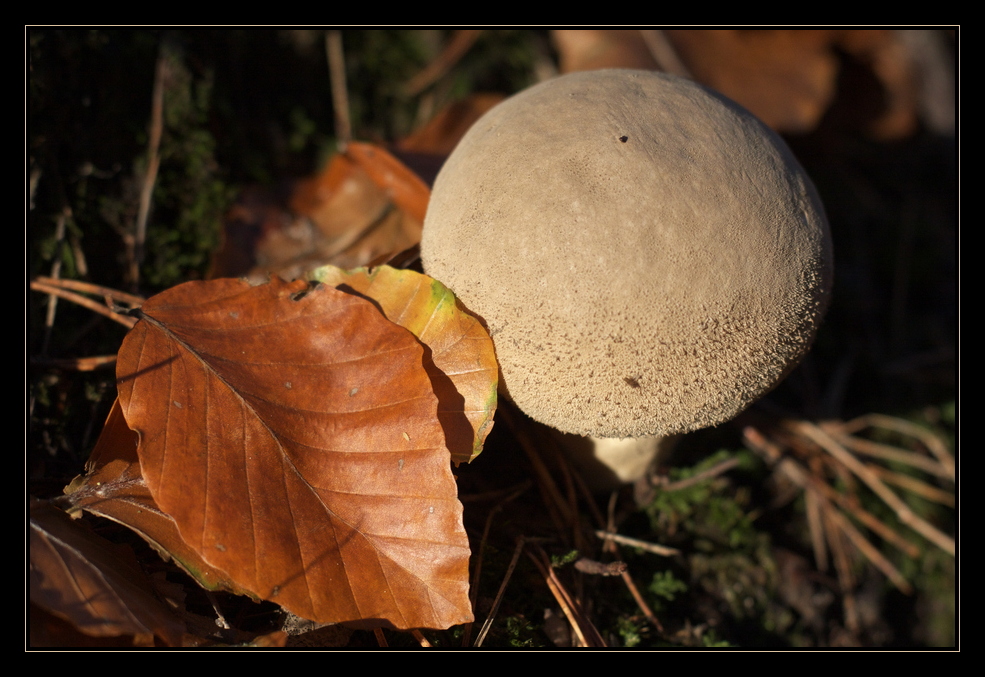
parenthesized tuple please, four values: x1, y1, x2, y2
(550, 549, 580, 568)
(649, 570, 688, 602)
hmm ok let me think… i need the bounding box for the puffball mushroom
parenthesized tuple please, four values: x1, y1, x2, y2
(422, 70, 832, 455)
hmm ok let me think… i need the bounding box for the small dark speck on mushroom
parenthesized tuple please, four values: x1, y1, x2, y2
(624, 376, 640, 388)
(619, 136, 629, 143)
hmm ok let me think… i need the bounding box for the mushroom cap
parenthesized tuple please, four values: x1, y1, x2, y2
(421, 70, 832, 438)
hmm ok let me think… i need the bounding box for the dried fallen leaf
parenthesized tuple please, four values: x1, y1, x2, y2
(29, 501, 184, 646)
(665, 29, 840, 134)
(213, 142, 428, 281)
(64, 399, 251, 596)
(116, 276, 473, 629)
(552, 29, 925, 138)
(345, 141, 430, 224)
(310, 264, 497, 464)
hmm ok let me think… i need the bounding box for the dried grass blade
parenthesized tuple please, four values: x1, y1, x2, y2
(805, 489, 829, 571)
(867, 465, 955, 507)
(473, 537, 525, 648)
(746, 427, 922, 560)
(793, 421, 954, 556)
(847, 414, 954, 479)
(594, 530, 680, 557)
(829, 431, 952, 479)
(527, 546, 606, 647)
(823, 499, 914, 594)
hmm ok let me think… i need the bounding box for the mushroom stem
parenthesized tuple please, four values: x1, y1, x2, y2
(553, 432, 677, 491)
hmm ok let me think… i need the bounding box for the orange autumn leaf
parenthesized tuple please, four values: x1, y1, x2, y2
(64, 399, 250, 596)
(115, 276, 473, 629)
(310, 265, 497, 464)
(345, 141, 430, 224)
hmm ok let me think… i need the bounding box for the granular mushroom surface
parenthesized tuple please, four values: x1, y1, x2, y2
(421, 70, 832, 438)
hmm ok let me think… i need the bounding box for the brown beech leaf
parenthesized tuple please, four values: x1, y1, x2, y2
(310, 265, 497, 464)
(30, 501, 185, 646)
(345, 141, 430, 224)
(116, 277, 472, 629)
(664, 29, 840, 134)
(213, 142, 428, 282)
(64, 399, 251, 596)
(550, 29, 923, 138)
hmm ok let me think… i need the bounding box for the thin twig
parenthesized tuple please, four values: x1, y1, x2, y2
(552, 437, 586, 553)
(600, 490, 664, 634)
(133, 37, 167, 285)
(30, 280, 137, 329)
(410, 629, 430, 647)
(474, 536, 526, 648)
(819, 478, 923, 560)
(743, 425, 783, 463)
(464, 483, 528, 647)
(497, 405, 572, 533)
(404, 30, 482, 96)
(773, 450, 914, 594)
(656, 456, 740, 492)
(34, 276, 146, 308)
(41, 208, 70, 356)
(205, 590, 231, 630)
(31, 355, 118, 371)
(620, 568, 664, 634)
(805, 487, 828, 571)
(823, 500, 914, 595)
(326, 30, 352, 149)
(526, 545, 606, 647)
(744, 426, 922, 562)
(594, 530, 681, 557)
(372, 627, 387, 647)
(825, 509, 860, 635)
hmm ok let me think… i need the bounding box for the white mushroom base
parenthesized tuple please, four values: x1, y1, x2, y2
(552, 431, 677, 491)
